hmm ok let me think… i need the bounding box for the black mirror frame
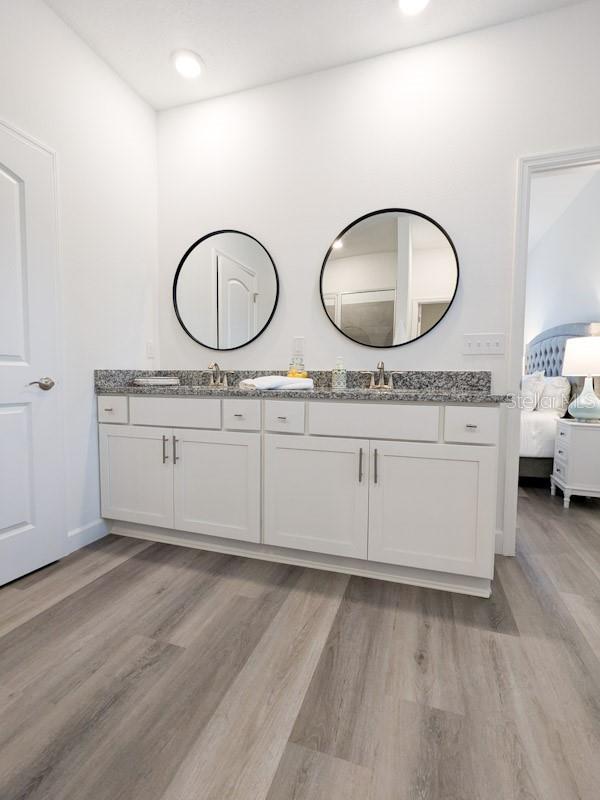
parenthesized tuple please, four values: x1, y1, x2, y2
(173, 228, 280, 351)
(319, 208, 460, 349)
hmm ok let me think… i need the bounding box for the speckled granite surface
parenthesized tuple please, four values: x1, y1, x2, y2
(95, 369, 508, 404)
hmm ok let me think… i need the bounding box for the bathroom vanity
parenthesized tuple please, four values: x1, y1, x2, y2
(95, 370, 506, 597)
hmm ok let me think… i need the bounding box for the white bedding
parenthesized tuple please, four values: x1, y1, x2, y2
(520, 411, 560, 458)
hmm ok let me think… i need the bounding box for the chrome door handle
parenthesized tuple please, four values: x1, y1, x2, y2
(28, 377, 55, 391)
(162, 435, 168, 463)
(358, 447, 363, 483)
(173, 436, 179, 463)
(374, 448, 378, 484)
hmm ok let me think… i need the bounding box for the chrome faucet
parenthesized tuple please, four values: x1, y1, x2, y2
(368, 360, 393, 391)
(208, 362, 228, 387)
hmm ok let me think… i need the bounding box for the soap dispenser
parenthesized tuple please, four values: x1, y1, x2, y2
(288, 337, 308, 378)
(332, 356, 347, 390)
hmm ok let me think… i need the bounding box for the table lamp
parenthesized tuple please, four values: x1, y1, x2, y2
(562, 336, 600, 421)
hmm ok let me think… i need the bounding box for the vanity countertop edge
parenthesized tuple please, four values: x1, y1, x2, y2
(94, 369, 510, 405)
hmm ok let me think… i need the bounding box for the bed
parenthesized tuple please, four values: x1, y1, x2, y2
(520, 322, 600, 479)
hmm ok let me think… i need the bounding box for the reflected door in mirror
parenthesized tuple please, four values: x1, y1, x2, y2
(173, 230, 279, 350)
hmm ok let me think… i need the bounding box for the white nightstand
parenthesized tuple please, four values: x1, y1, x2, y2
(551, 419, 600, 508)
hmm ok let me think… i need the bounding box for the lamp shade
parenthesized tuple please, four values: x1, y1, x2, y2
(562, 336, 600, 377)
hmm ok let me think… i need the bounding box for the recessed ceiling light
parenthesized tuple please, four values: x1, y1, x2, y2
(171, 49, 204, 79)
(333, 240, 344, 250)
(398, 0, 430, 15)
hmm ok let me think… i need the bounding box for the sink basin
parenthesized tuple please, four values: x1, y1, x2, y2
(133, 377, 180, 387)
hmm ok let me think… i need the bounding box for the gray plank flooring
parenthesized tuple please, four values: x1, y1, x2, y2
(1, 487, 599, 799)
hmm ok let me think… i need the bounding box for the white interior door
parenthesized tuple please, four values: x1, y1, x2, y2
(216, 251, 258, 348)
(173, 428, 260, 542)
(264, 434, 369, 558)
(0, 123, 66, 586)
(368, 442, 496, 578)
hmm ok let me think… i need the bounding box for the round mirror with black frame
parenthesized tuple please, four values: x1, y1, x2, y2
(173, 229, 279, 350)
(320, 209, 459, 348)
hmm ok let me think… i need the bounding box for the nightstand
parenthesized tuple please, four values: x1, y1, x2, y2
(551, 419, 600, 508)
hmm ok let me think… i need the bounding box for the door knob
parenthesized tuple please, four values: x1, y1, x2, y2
(28, 377, 55, 391)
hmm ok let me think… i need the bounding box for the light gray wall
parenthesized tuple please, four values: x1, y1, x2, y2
(0, 0, 159, 546)
(525, 171, 600, 344)
(157, 0, 600, 390)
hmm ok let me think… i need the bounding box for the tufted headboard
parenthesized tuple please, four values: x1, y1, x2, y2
(525, 322, 600, 378)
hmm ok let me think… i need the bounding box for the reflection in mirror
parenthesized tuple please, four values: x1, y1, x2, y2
(320, 210, 459, 347)
(173, 230, 279, 350)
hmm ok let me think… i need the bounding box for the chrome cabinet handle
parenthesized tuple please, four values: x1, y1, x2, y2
(162, 435, 168, 464)
(559, 431, 566, 437)
(173, 436, 179, 463)
(465, 423, 478, 430)
(234, 413, 244, 418)
(358, 448, 363, 483)
(374, 448, 378, 484)
(28, 377, 55, 391)
(277, 416, 287, 421)
(103, 408, 114, 412)
(558, 449, 564, 455)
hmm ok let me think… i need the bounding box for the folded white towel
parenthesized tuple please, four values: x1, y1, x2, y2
(240, 375, 314, 391)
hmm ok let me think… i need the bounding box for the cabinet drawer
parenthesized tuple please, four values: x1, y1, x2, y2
(557, 425, 571, 444)
(129, 396, 221, 429)
(264, 400, 305, 434)
(308, 402, 439, 441)
(554, 439, 569, 462)
(444, 407, 499, 445)
(97, 395, 128, 424)
(223, 399, 261, 431)
(553, 459, 569, 481)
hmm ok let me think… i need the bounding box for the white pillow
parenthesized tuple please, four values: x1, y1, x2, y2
(520, 372, 545, 412)
(538, 376, 571, 417)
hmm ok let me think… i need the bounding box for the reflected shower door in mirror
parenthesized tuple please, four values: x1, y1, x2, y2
(320, 209, 459, 348)
(173, 230, 279, 350)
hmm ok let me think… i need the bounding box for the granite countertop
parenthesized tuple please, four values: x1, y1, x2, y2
(95, 370, 510, 405)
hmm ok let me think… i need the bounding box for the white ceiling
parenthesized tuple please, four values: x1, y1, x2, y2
(43, 0, 583, 110)
(332, 213, 448, 259)
(528, 164, 600, 251)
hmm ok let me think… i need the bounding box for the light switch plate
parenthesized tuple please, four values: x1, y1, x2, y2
(463, 333, 505, 355)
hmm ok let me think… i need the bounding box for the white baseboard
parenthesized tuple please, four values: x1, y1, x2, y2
(66, 518, 108, 553)
(110, 520, 492, 598)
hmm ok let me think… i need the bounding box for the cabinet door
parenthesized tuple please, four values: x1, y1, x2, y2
(99, 424, 173, 528)
(173, 429, 260, 543)
(368, 442, 496, 578)
(264, 435, 368, 558)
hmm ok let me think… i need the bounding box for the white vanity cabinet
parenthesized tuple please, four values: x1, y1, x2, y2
(264, 436, 495, 578)
(97, 393, 500, 596)
(99, 423, 260, 542)
(173, 429, 260, 542)
(264, 435, 369, 558)
(368, 441, 496, 577)
(99, 425, 174, 528)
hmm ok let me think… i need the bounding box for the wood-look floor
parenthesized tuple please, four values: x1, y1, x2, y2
(1, 486, 600, 799)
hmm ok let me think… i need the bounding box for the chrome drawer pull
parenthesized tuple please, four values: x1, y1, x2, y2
(465, 424, 478, 429)
(103, 408, 113, 412)
(277, 416, 287, 421)
(234, 413, 244, 418)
